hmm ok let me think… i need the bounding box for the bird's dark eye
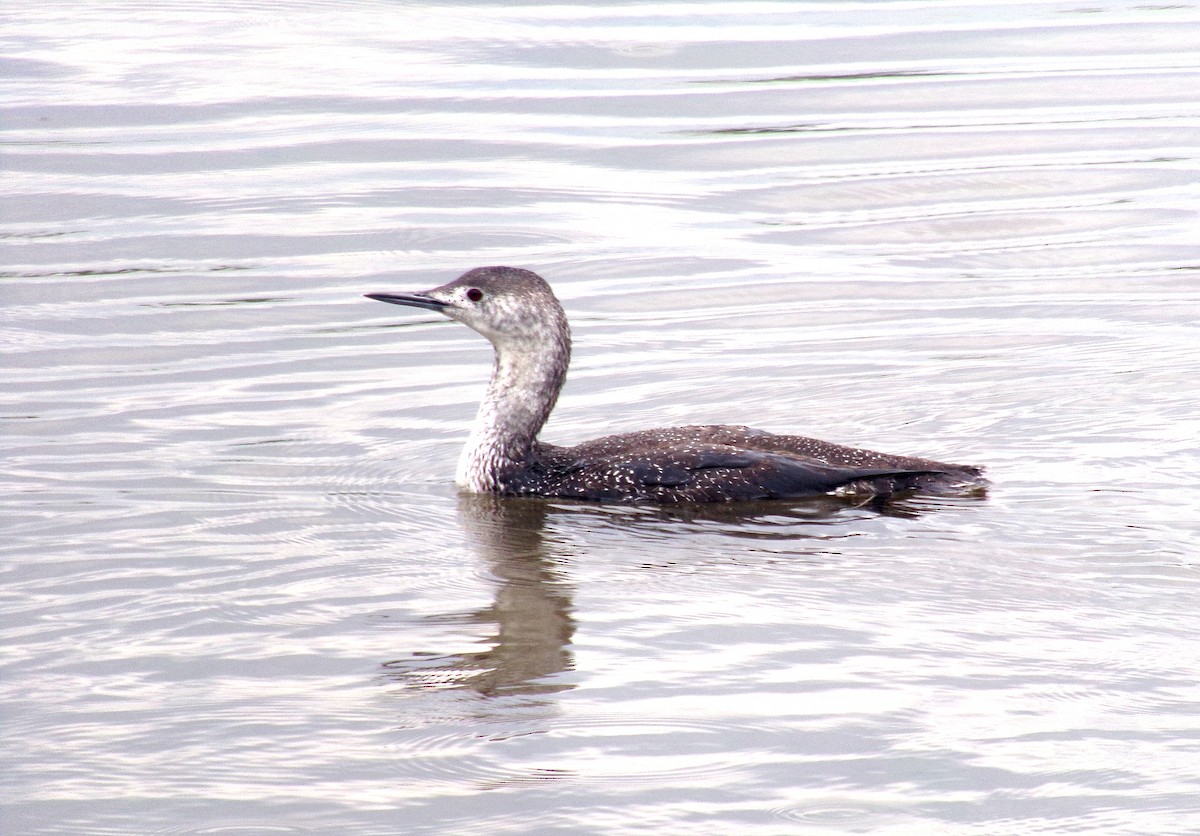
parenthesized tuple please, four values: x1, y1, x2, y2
(466, 287, 484, 302)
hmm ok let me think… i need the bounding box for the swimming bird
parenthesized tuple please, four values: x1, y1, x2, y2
(366, 266, 985, 503)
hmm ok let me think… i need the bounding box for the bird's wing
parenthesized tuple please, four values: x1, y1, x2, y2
(523, 443, 945, 502)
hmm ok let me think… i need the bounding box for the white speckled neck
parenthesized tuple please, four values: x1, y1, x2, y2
(455, 319, 570, 492)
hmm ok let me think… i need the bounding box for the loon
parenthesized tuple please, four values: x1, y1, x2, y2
(366, 266, 985, 503)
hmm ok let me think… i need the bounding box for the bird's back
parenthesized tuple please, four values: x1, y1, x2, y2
(499, 424, 985, 503)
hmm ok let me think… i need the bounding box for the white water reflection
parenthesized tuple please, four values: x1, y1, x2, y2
(4, 0, 1200, 833)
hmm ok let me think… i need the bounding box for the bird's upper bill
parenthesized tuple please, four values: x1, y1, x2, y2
(364, 291, 447, 312)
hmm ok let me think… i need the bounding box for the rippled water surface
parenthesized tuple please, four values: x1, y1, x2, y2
(4, 1, 1200, 833)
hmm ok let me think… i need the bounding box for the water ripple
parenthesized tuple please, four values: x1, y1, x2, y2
(5, 1, 1200, 834)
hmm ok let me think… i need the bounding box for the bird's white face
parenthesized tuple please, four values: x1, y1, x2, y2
(435, 281, 563, 349)
(430, 282, 497, 337)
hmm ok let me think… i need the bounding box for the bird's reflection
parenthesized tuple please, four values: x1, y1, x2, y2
(380, 494, 575, 698)
(378, 487, 985, 696)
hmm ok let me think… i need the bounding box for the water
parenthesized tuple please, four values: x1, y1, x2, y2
(4, 1, 1200, 833)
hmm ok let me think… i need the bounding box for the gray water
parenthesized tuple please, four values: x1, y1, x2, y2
(4, 1, 1200, 833)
